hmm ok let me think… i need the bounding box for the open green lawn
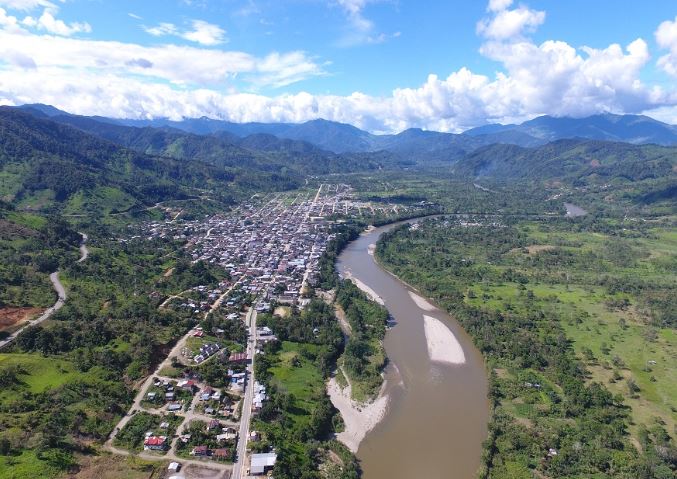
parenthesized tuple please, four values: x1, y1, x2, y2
(269, 341, 325, 426)
(0, 449, 64, 479)
(0, 353, 77, 399)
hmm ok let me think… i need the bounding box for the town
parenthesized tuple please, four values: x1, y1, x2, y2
(105, 184, 422, 478)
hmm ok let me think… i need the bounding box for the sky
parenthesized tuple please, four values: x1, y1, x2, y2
(0, 0, 676, 133)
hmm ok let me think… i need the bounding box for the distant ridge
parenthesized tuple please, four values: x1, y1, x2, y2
(466, 113, 677, 147)
(18, 104, 677, 154)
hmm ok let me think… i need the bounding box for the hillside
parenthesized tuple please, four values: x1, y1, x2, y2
(0, 108, 238, 215)
(466, 113, 677, 146)
(456, 139, 677, 183)
(18, 106, 400, 173)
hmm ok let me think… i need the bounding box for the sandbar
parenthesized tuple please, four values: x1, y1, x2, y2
(423, 315, 466, 365)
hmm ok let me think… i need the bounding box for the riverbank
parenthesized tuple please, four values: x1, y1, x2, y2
(335, 218, 490, 478)
(342, 271, 385, 305)
(327, 372, 389, 453)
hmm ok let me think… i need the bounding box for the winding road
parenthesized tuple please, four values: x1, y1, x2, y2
(0, 232, 88, 350)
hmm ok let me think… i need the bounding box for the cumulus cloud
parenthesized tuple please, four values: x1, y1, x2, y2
(182, 20, 226, 45)
(477, 2, 545, 40)
(144, 19, 226, 46)
(656, 15, 677, 76)
(1, 0, 676, 131)
(0, 0, 57, 10)
(0, 29, 324, 88)
(487, 0, 512, 13)
(22, 9, 90, 36)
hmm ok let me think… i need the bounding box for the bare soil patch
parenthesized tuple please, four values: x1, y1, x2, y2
(67, 454, 164, 479)
(0, 307, 44, 331)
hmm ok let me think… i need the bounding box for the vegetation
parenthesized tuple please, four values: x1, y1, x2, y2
(377, 215, 676, 478)
(335, 281, 388, 401)
(253, 339, 359, 479)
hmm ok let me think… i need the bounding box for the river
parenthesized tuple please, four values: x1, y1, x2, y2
(336, 221, 489, 479)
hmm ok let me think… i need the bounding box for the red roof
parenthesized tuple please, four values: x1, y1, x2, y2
(229, 352, 247, 362)
(213, 448, 229, 457)
(144, 436, 166, 446)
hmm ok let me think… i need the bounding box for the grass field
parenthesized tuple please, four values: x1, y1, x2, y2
(0, 450, 64, 479)
(0, 353, 77, 399)
(268, 341, 325, 427)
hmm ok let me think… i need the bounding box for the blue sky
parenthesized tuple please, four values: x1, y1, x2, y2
(1, 0, 676, 132)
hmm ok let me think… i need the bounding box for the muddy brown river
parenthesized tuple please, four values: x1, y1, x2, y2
(337, 221, 489, 479)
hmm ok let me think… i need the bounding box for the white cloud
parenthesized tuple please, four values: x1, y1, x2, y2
(182, 20, 226, 46)
(0, 29, 324, 88)
(144, 22, 178, 37)
(22, 9, 90, 36)
(0, 0, 57, 10)
(1, 1, 676, 131)
(477, 4, 545, 40)
(656, 15, 677, 76)
(128, 13, 142, 20)
(334, 0, 397, 47)
(143, 19, 226, 46)
(487, 0, 512, 13)
(0, 6, 22, 32)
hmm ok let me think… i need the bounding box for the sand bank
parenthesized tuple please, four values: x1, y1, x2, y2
(423, 315, 466, 365)
(344, 272, 385, 305)
(408, 291, 437, 311)
(327, 372, 390, 453)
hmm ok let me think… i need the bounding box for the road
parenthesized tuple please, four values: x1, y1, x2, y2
(232, 308, 257, 479)
(0, 233, 88, 350)
(105, 280, 246, 467)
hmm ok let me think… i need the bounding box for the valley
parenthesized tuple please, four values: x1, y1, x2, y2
(0, 104, 675, 479)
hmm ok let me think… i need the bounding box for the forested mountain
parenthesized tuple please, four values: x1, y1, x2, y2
(0, 108, 243, 214)
(10, 105, 677, 196)
(19, 104, 677, 165)
(466, 113, 677, 146)
(1, 107, 406, 215)
(18, 105, 401, 172)
(455, 139, 677, 183)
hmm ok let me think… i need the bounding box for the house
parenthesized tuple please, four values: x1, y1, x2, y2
(249, 431, 260, 442)
(250, 452, 277, 475)
(217, 428, 237, 441)
(213, 448, 229, 460)
(177, 379, 196, 391)
(207, 419, 221, 431)
(229, 352, 247, 363)
(211, 390, 222, 401)
(168, 402, 182, 412)
(159, 421, 169, 429)
(205, 407, 216, 415)
(201, 387, 214, 401)
(191, 445, 209, 456)
(146, 392, 157, 401)
(167, 462, 181, 472)
(143, 436, 167, 451)
(165, 392, 175, 401)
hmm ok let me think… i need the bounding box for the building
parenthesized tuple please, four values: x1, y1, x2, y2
(250, 452, 277, 475)
(213, 448, 230, 460)
(191, 445, 209, 456)
(143, 436, 167, 451)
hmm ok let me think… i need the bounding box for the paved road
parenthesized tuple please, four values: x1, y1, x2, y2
(0, 233, 88, 350)
(232, 308, 257, 479)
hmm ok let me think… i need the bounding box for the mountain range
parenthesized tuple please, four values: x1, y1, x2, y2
(2, 104, 675, 215)
(23, 104, 677, 155)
